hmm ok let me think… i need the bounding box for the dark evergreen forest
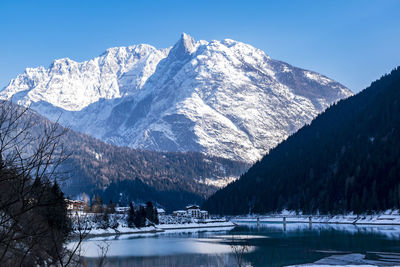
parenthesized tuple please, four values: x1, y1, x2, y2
(203, 67, 400, 215)
(94, 179, 204, 213)
(63, 136, 248, 199)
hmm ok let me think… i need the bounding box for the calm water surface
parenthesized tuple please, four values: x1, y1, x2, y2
(76, 222, 400, 266)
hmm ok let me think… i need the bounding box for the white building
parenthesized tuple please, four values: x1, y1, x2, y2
(200, 210, 209, 219)
(172, 205, 209, 219)
(157, 208, 165, 216)
(173, 210, 186, 217)
(115, 206, 130, 213)
(186, 205, 201, 218)
(66, 199, 85, 211)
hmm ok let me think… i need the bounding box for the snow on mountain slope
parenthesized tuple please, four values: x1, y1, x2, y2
(1, 44, 168, 111)
(0, 33, 352, 162)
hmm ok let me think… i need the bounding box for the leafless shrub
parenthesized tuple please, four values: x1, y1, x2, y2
(0, 101, 87, 266)
(230, 235, 250, 267)
(96, 241, 110, 267)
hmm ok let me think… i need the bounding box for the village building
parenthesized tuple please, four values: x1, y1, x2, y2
(66, 199, 85, 211)
(186, 205, 201, 218)
(157, 208, 165, 216)
(173, 205, 209, 219)
(115, 206, 130, 213)
(200, 210, 209, 219)
(173, 210, 187, 217)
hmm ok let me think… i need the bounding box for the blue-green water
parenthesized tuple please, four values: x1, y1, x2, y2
(78, 222, 400, 266)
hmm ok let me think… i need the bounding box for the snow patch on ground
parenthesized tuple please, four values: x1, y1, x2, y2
(196, 176, 237, 188)
(232, 210, 400, 226)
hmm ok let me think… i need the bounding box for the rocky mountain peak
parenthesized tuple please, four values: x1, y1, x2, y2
(0, 35, 352, 162)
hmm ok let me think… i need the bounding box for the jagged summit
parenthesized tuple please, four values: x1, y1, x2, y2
(166, 33, 199, 62)
(1, 43, 168, 111)
(0, 34, 352, 162)
(179, 32, 198, 53)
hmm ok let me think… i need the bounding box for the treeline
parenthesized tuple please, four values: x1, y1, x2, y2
(0, 165, 70, 265)
(75, 196, 159, 228)
(94, 179, 203, 213)
(127, 201, 159, 228)
(203, 67, 400, 215)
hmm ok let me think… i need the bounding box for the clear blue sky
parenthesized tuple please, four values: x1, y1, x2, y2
(1, 0, 399, 93)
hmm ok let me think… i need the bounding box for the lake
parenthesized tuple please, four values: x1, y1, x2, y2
(75, 222, 400, 266)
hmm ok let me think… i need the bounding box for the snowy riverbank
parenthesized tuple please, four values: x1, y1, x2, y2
(82, 220, 235, 237)
(232, 210, 400, 226)
(157, 220, 235, 230)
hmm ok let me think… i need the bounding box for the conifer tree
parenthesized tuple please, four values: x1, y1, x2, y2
(127, 202, 135, 228)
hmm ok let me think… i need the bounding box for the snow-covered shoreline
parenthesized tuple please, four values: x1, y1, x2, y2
(232, 210, 400, 226)
(81, 220, 236, 238)
(157, 221, 235, 230)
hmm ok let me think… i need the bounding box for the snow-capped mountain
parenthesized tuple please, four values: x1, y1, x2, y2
(0, 33, 352, 162)
(1, 45, 169, 111)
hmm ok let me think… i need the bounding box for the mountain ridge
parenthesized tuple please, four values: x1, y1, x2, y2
(1, 33, 352, 162)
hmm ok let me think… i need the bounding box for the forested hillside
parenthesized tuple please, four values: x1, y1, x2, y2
(61, 130, 248, 197)
(14, 109, 249, 211)
(61, 130, 249, 211)
(203, 67, 400, 215)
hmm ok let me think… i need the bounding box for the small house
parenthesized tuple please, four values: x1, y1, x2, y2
(200, 210, 209, 219)
(173, 210, 186, 217)
(115, 206, 130, 213)
(157, 208, 166, 216)
(66, 199, 85, 211)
